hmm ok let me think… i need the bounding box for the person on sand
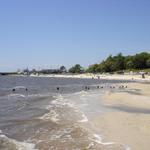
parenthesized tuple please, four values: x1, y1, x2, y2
(142, 73, 145, 79)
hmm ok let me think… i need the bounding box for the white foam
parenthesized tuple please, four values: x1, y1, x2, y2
(74, 90, 88, 96)
(51, 97, 76, 109)
(49, 128, 73, 141)
(86, 142, 94, 149)
(27, 93, 53, 99)
(13, 86, 27, 89)
(78, 114, 88, 123)
(53, 94, 64, 100)
(27, 94, 43, 97)
(8, 94, 26, 98)
(89, 133, 132, 150)
(0, 134, 37, 150)
(90, 134, 114, 145)
(39, 110, 60, 123)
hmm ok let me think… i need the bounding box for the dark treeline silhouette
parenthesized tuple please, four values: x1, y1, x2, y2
(86, 52, 150, 73)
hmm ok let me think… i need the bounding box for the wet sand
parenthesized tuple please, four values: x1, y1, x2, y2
(92, 82, 150, 150)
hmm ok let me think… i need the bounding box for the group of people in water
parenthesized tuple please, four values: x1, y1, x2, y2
(56, 84, 128, 91)
(12, 85, 127, 92)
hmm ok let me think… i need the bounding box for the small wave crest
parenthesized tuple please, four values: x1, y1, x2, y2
(92, 134, 114, 145)
(88, 133, 131, 150)
(12, 86, 27, 89)
(8, 94, 26, 98)
(51, 94, 76, 108)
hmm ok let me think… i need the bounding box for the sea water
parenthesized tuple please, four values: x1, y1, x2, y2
(0, 76, 130, 150)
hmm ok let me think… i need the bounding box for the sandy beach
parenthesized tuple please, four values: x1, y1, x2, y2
(91, 82, 150, 150)
(1, 74, 150, 150)
(29, 73, 150, 83)
(8, 73, 150, 150)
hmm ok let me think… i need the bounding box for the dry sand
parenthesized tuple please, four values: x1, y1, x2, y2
(92, 82, 150, 150)
(29, 73, 150, 82)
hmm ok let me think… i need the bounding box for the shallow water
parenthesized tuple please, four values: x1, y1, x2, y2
(0, 76, 130, 150)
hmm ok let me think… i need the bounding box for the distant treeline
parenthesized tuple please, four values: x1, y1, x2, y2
(68, 52, 150, 73)
(87, 52, 150, 73)
(17, 52, 150, 75)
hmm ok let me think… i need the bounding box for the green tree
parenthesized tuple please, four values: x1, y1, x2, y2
(86, 64, 99, 73)
(86, 52, 150, 73)
(132, 52, 150, 69)
(60, 66, 67, 73)
(101, 55, 116, 72)
(146, 58, 150, 68)
(69, 64, 84, 73)
(113, 53, 125, 71)
(126, 60, 134, 69)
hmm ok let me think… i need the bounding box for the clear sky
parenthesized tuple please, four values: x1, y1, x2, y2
(0, 0, 150, 71)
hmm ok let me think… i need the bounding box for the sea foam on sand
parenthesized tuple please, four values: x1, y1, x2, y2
(0, 130, 37, 150)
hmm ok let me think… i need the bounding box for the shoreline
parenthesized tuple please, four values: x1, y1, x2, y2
(10, 73, 150, 83)
(91, 82, 150, 150)
(0, 75, 150, 149)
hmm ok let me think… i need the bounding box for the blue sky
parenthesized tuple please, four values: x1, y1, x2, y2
(0, 0, 150, 71)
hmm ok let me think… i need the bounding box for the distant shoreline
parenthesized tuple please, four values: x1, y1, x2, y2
(8, 73, 150, 82)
